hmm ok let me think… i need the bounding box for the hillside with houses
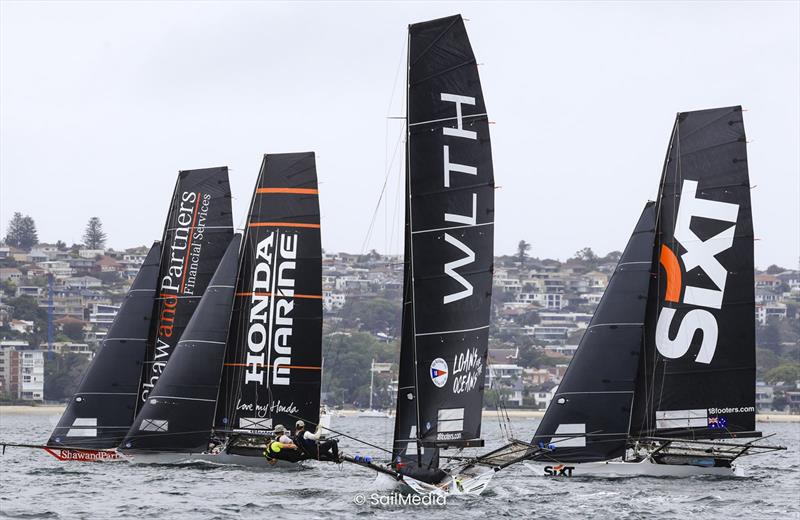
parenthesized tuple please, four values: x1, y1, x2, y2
(1, 222, 798, 413)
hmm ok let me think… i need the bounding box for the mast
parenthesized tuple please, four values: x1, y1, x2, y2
(215, 153, 323, 433)
(121, 235, 241, 452)
(392, 14, 495, 481)
(135, 167, 233, 414)
(632, 106, 757, 439)
(369, 359, 375, 410)
(48, 243, 162, 448)
(530, 203, 656, 462)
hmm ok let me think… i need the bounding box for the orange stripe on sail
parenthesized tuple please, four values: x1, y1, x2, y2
(256, 188, 318, 195)
(223, 363, 322, 370)
(659, 244, 682, 303)
(248, 222, 320, 229)
(236, 292, 322, 299)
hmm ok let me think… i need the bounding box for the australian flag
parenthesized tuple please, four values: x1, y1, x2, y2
(708, 415, 728, 429)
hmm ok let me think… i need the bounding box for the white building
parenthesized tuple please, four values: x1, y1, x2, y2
(64, 276, 103, 289)
(89, 303, 120, 327)
(37, 260, 73, 279)
(486, 363, 524, 407)
(19, 350, 44, 401)
(532, 385, 558, 410)
(323, 292, 347, 311)
(78, 249, 105, 259)
(756, 303, 787, 325)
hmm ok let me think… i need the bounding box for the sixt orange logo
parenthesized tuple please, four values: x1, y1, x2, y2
(544, 464, 575, 476)
(655, 180, 739, 364)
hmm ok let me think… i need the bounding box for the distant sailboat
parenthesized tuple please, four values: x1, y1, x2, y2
(358, 359, 391, 418)
(388, 14, 496, 495)
(482, 107, 786, 477)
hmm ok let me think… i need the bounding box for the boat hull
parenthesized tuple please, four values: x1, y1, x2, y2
(402, 467, 496, 496)
(524, 458, 742, 478)
(121, 450, 306, 469)
(43, 447, 127, 463)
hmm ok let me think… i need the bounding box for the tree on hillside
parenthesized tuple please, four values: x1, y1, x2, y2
(6, 295, 46, 323)
(83, 217, 107, 249)
(4, 212, 38, 250)
(765, 264, 787, 275)
(765, 363, 800, 384)
(62, 321, 85, 342)
(573, 247, 598, 265)
(601, 250, 622, 264)
(338, 297, 400, 336)
(322, 332, 396, 407)
(44, 353, 92, 401)
(517, 240, 531, 266)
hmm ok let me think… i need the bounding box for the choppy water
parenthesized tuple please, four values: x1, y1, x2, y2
(0, 412, 798, 520)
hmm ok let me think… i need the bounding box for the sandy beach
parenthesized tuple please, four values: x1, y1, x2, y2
(2, 405, 797, 422)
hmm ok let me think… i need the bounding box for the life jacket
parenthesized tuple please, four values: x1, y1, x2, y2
(263, 439, 282, 459)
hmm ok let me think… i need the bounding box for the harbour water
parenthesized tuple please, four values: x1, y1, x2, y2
(0, 411, 798, 519)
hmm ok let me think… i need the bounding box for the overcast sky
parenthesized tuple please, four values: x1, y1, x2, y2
(1, 1, 798, 268)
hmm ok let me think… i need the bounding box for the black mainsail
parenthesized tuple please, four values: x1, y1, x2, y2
(530, 203, 656, 462)
(215, 153, 322, 434)
(48, 243, 162, 448)
(392, 14, 495, 483)
(632, 106, 757, 438)
(524, 106, 761, 467)
(136, 167, 233, 413)
(121, 235, 241, 452)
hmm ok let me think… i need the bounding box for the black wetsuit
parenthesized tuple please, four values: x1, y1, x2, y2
(294, 431, 339, 461)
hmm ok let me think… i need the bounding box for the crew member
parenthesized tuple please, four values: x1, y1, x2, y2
(293, 420, 340, 462)
(263, 424, 297, 464)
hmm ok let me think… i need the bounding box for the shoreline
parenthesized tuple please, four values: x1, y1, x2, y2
(2, 405, 798, 422)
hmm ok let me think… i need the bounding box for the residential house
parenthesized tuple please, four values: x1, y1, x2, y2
(9, 319, 34, 334)
(64, 276, 102, 290)
(78, 249, 105, 259)
(93, 256, 124, 273)
(755, 382, 774, 412)
(0, 268, 22, 283)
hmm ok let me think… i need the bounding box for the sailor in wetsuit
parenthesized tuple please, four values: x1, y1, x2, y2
(263, 424, 299, 464)
(293, 420, 341, 463)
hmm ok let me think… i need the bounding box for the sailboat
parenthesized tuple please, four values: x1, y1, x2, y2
(492, 106, 785, 477)
(44, 167, 234, 461)
(121, 152, 326, 468)
(44, 242, 162, 461)
(386, 14, 496, 495)
(358, 359, 391, 418)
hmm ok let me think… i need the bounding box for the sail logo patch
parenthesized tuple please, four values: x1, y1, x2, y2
(244, 231, 298, 387)
(430, 358, 449, 387)
(141, 190, 210, 402)
(440, 93, 480, 305)
(451, 347, 483, 394)
(655, 180, 739, 364)
(544, 464, 575, 477)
